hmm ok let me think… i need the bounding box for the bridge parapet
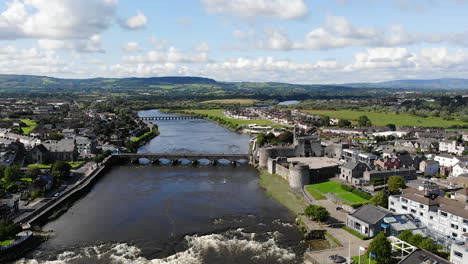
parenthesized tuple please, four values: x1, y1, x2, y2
(115, 153, 251, 163)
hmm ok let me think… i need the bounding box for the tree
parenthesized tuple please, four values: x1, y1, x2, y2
(0, 220, 21, 241)
(304, 205, 330, 222)
(320, 116, 330, 127)
(369, 190, 388, 208)
(387, 176, 406, 194)
(3, 166, 21, 182)
(408, 234, 424, 247)
(386, 123, 396, 131)
(419, 238, 438, 253)
(26, 166, 41, 180)
(397, 230, 413, 242)
(358, 115, 372, 127)
(51, 161, 71, 180)
(0, 164, 6, 179)
(368, 232, 392, 264)
(277, 131, 293, 144)
(256, 133, 266, 146)
(48, 133, 64, 140)
(337, 119, 351, 127)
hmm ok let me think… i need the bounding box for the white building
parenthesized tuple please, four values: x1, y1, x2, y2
(388, 187, 468, 246)
(453, 162, 468, 177)
(434, 154, 460, 167)
(372, 131, 408, 138)
(450, 242, 468, 264)
(439, 140, 468, 155)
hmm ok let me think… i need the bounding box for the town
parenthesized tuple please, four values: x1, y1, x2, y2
(1, 94, 467, 263)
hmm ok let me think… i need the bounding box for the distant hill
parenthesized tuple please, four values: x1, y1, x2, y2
(344, 78, 468, 90)
(0, 74, 466, 100)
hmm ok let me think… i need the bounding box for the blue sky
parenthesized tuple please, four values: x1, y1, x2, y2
(1, 0, 468, 83)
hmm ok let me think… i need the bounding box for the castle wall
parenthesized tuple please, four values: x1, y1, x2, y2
(289, 163, 310, 189)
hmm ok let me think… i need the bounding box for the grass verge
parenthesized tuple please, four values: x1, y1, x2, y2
(305, 185, 326, 200)
(258, 169, 306, 215)
(351, 254, 377, 264)
(342, 226, 370, 240)
(0, 239, 13, 246)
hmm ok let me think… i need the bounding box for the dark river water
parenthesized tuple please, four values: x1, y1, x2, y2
(17, 110, 306, 264)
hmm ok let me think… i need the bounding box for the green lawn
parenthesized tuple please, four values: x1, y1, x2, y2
(305, 185, 326, 200)
(336, 193, 369, 204)
(181, 109, 280, 127)
(307, 181, 369, 204)
(258, 170, 307, 215)
(20, 119, 37, 134)
(27, 161, 85, 169)
(351, 254, 377, 264)
(0, 240, 13, 246)
(200, 99, 259, 105)
(302, 109, 466, 128)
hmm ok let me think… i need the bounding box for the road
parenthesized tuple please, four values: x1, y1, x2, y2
(301, 187, 372, 264)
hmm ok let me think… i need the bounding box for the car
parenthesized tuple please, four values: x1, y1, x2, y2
(329, 254, 347, 263)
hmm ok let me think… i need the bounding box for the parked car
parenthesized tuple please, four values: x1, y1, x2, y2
(329, 254, 347, 263)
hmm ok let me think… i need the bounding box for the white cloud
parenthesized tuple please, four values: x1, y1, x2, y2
(38, 35, 104, 53)
(194, 42, 210, 52)
(122, 46, 209, 64)
(120, 11, 147, 30)
(250, 15, 468, 51)
(0, 0, 117, 40)
(201, 0, 308, 20)
(121, 42, 141, 53)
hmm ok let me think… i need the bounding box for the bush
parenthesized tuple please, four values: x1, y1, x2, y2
(351, 189, 372, 200)
(341, 184, 354, 192)
(304, 205, 330, 222)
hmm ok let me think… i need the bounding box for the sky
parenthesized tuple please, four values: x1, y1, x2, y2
(1, 0, 468, 84)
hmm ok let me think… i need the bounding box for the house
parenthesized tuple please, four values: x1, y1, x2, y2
(363, 167, 417, 183)
(452, 162, 468, 177)
(434, 153, 458, 167)
(346, 204, 393, 238)
(339, 161, 372, 184)
(398, 249, 451, 264)
(343, 149, 378, 164)
(454, 188, 468, 203)
(439, 140, 468, 155)
(75, 136, 96, 158)
(29, 144, 49, 164)
(374, 157, 401, 169)
(419, 160, 439, 176)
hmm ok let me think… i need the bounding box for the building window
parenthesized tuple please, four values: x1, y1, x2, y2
(419, 204, 424, 209)
(463, 228, 466, 232)
(451, 224, 458, 230)
(454, 251, 463, 258)
(430, 216, 434, 220)
(390, 208, 395, 212)
(452, 233, 458, 238)
(390, 201, 394, 205)
(402, 206, 408, 210)
(463, 219, 468, 225)
(440, 211, 448, 217)
(401, 198, 408, 204)
(420, 212, 424, 217)
(355, 222, 361, 230)
(411, 209, 416, 213)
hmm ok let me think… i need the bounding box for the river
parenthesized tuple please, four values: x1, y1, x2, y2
(16, 110, 306, 264)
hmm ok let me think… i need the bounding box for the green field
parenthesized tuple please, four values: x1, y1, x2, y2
(259, 170, 307, 214)
(200, 99, 259, 105)
(302, 110, 466, 128)
(307, 181, 369, 204)
(182, 109, 280, 127)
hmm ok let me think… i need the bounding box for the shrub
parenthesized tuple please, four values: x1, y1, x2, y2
(304, 205, 330, 222)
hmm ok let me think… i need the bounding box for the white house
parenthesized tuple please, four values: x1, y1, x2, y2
(452, 162, 468, 177)
(434, 154, 459, 167)
(439, 140, 468, 155)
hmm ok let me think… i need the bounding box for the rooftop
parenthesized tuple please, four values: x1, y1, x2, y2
(348, 204, 392, 224)
(286, 157, 343, 169)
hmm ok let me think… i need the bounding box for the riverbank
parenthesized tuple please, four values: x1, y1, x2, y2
(161, 109, 280, 132)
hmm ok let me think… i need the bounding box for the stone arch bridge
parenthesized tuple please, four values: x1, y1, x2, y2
(116, 153, 251, 165)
